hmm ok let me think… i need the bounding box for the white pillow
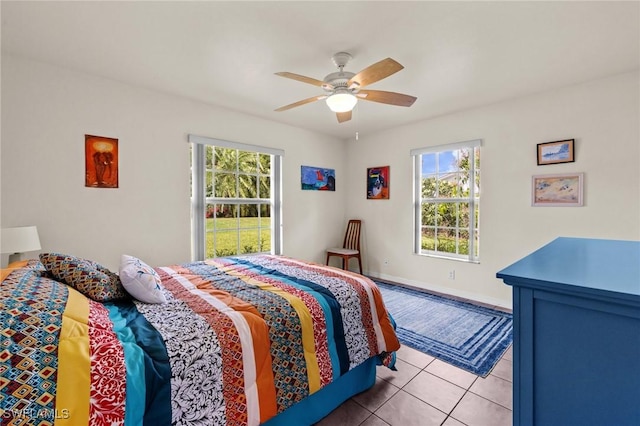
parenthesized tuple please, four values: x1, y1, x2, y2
(119, 254, 167, 304)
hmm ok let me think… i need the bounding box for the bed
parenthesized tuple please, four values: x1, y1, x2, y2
(1, 253, 399, 425)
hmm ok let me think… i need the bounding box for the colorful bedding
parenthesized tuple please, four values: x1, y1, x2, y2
(1, 255, 399, 425)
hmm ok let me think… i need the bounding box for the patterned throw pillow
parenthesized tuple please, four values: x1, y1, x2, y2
(39, 252, 129, 302)
(119, 254, 167, 304)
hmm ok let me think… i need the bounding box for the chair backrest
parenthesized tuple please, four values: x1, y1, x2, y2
(342, 220, 362, 251)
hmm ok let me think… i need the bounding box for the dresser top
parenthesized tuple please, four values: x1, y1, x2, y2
(497, 237, 640, 299)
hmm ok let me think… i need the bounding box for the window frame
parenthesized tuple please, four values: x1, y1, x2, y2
(189, 134, 283, 261)
(412, 139, 481, 262)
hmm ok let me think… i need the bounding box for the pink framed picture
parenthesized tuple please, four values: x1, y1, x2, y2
(532, 173, 583, 206)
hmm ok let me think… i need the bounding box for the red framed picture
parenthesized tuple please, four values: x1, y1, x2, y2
(367, 166, 389, 199)
(85, 134, 118, 188)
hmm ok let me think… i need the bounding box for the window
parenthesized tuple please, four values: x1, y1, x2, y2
(189, 135, 283, 260)
(412, 140, 481, 262)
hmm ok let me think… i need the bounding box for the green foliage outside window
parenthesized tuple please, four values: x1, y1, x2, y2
(420, 148, 480, 257)
(203, 146, 272, 257)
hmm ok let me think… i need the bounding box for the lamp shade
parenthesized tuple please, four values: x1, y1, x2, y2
(1, 226, 42, 254)
(325, 92, 357, 113)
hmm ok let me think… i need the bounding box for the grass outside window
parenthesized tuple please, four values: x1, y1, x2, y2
(206, 217, 271, 258)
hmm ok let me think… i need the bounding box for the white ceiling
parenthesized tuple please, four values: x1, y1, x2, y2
(2, 1, 638, 141)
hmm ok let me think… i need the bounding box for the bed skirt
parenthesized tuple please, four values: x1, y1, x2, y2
(262, 357, 377, 425)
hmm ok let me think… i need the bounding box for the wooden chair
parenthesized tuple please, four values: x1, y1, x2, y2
(326, 219, 363, 274)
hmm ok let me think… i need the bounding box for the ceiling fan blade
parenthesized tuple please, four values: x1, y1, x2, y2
(357, 90, 417, 107)
(275, 72, 326, 87)
(275, 95, 326, 112)
(348, 58, 404, 88)
(336, 110, 352, 123)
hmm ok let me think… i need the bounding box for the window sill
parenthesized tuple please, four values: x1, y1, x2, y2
(416, 251, 480, 264)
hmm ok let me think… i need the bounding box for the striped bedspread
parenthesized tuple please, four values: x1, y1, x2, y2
(1, 255, 399, 426)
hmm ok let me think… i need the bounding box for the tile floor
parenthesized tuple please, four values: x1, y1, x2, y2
(316, 336, 513, 426)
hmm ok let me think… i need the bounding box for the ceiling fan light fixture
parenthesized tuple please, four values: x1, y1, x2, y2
(275, 54, 416, 122)
(325, 92, 357, 113)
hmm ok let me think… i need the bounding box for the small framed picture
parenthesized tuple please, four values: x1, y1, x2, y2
(532, 173, 584, 207)
(301, 165, 335, 191)
(367, 166, 389, 199)
(537, 139, 575, 166)
(85, 134, 119, 188)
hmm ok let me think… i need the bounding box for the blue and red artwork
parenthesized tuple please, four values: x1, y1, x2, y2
(301, 166, 335, 191)
(367, 166, 389, 199)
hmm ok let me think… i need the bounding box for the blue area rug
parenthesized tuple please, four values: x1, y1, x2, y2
(374, 280, 513, 377)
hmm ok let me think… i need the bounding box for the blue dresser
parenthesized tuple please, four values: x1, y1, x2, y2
(497, 237, 640, 426)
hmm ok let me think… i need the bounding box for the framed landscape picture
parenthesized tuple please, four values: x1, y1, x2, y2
(532, 173, 583, 206)
(537, 139, 575, 165)
(367, 166, 389, 199)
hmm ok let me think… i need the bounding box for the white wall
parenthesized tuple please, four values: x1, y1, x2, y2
(346, 71, 640, 307)
(1, 55, 348, 270)
(3, 55, 638, 308)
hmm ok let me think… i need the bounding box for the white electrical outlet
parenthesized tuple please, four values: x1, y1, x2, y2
(448, 270, 456, 280)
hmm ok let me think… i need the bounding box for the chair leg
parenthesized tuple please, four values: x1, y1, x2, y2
(328, 254, 363, 273)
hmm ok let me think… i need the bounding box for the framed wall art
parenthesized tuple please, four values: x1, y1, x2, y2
(301, 165, 335, 191)
(537, 139, 575, 166)
(367, 166, 389, 199)
(85, 134, 118, 188)
(532, 173, 583, 206)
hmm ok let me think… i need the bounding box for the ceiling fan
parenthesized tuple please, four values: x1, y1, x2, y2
(274, 52, 417, 123)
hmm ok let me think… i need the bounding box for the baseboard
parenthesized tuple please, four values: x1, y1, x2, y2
(367, 271, 512, 310)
